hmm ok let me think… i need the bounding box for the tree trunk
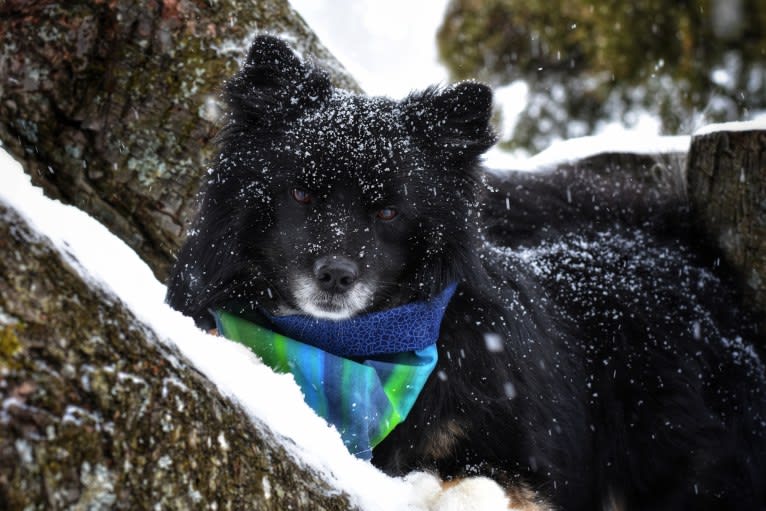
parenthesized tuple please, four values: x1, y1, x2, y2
(0, 202, 356, 511)
(0, 0, 359, 282)
(686, 127, 766, 328)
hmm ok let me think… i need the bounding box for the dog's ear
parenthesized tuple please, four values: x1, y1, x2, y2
(404, 82, 496, 163)
(224, 35, 331, 126)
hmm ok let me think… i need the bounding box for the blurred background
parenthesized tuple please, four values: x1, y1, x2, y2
(290, 0, 766, 155)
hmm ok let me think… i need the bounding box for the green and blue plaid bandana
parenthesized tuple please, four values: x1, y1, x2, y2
(213, 285, 456, 458)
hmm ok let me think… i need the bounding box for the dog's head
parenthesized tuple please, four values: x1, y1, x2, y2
(168, 36, 496, 326)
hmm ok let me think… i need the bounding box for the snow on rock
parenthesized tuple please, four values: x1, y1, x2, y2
(693, 117, 766, 137)
(0, 148, 514, 510)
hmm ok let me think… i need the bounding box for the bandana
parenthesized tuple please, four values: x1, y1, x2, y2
(213, 283, 456, 459)
(265, 282, 458, 357)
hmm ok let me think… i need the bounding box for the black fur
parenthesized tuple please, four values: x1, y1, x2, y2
(167, 36, 766, 510)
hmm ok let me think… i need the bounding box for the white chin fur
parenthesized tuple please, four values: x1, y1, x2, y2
(291, 276, 373, 320)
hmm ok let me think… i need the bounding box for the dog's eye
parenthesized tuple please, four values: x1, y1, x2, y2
(290, 188, 312, 205)
(376, 207, 398, 221)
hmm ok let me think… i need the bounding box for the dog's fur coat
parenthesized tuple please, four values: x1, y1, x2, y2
(167, 36, 766, 510)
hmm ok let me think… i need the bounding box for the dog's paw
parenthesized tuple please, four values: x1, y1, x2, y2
(434, 476, 510, 511)
(403, 471, 444, 509)
(403, 471, 554, 511)
(404, 472, 509, 511)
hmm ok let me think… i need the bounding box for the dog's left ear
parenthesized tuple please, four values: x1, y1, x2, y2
(403, 81, 497, 163)
(224, 35, 331, 127)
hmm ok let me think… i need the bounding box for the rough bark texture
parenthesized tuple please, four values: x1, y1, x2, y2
(687, 128, 766, 325)
(0, 0, 359, 282)
(0, 203, 356, 511)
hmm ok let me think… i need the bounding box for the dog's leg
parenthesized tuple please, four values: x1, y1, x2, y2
(404, 472, 551, 511)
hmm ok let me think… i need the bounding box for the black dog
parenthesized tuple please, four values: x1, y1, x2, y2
(167, 36, 766, 510)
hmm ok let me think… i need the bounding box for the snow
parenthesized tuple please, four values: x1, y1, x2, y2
(492, 81, 530, 142)
(693, 117, 766, 136)
(484, 132, 691, 172)
(0, 149, 437, 511)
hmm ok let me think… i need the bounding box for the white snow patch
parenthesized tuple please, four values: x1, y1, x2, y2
(483, 333, 504, 353)
(161, 376, 189, 399)
(711, 68, 734, 88)
(217, 431, 230, 451)
(493, 81, 529, 141)
(0, 148, 509, 510)
(503, 382, 517, 400)
(15, 439, 34, 464)
(693, 118, 766, 137)
(484, 132, 690, 173)
(262, 475, 272, 500)
(62, 405, 102, 428)
(117, 371, 147, 386)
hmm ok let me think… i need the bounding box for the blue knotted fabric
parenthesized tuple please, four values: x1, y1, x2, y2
(265, 282, 458, 357)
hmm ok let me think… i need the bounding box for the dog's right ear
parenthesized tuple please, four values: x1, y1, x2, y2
(224, 36, 331, 127)
(403, 82, 497, 165)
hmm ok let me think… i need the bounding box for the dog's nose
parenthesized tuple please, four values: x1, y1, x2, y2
(313, 257, 359, 293)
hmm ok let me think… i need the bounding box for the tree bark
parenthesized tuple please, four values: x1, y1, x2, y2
(686, 128, 766, 326)
(0, 0, 359, 282)
(0, 202, 356, 511)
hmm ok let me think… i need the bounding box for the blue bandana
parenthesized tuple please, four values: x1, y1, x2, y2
(265, 282, 458, 357)
(214, 283, 456, 458)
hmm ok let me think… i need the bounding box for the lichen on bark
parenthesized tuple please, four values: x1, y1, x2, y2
(0, 203, 356, 511)
(0, 324, 23, 369)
